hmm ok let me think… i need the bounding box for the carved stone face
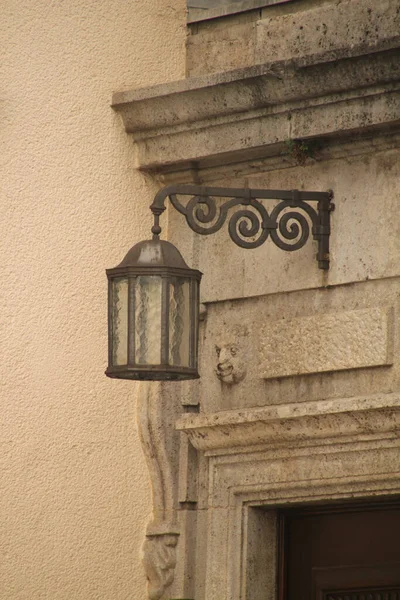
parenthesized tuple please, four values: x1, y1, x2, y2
(215, 343, 247, 385)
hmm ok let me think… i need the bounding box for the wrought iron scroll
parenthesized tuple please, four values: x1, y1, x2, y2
(150, 185, 334, 269)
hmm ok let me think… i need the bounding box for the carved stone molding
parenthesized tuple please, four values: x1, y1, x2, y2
(137, 382, 181, 600)
(177, 393, 400, 600)
(177, 392, 400, 453)
(112, 46, 400, 174)
(142, 533, 179, 600)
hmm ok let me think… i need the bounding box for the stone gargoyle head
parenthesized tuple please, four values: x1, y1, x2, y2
(215, 325, 249, 385)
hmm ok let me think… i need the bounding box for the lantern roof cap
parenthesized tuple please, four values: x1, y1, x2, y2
(114, 239, 199, 272)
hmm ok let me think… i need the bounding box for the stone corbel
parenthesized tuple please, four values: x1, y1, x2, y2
(137, 382, 181, 600)
(142, 532, 179, 600)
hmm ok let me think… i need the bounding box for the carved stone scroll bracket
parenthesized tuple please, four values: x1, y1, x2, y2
(142, 533, 180, 600)
(137, 381, 182, 600)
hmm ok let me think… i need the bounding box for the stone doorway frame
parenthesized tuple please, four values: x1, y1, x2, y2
(178, 396, 400, 600)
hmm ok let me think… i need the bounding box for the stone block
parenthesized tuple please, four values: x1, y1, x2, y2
(256, 0, 400, 64)
(259, 307, 393, 379)
(186, 15, 257, 76)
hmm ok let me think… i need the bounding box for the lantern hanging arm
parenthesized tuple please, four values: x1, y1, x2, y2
(150, 184, 334, 270)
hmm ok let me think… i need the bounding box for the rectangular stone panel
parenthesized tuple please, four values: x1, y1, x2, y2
(259, 308, 393, 380)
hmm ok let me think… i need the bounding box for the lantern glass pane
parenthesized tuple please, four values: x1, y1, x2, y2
(135, 276, 162, 365)
(111, 278, 128, 366)
(169, 278, 190, 367)
(191, 279, 199, 368)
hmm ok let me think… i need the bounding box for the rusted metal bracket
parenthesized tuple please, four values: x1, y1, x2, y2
(150, 185, 334, 270)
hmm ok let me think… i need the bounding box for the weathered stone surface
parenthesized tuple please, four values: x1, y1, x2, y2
(195, 277, 400, 412)
(198, 444, 400, 599)
(186, 12, 257, 76)
(177, 391, 400, 451)
(181, 393, 400, 599)
(187, 0, 292, 24)
(256, 0, 400, 65)
(112, 48, 400, 173)
(259, 307, 393, 379)
(186, 0, 400, 76)
(137, 382, 182, 599)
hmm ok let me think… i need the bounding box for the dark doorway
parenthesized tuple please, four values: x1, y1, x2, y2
(279, 499, 400, 600)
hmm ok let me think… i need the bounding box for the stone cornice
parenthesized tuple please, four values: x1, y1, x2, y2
(176, 392, 400, 453)
(112, 45, 400, 174)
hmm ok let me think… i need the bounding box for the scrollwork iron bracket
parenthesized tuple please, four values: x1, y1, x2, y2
(150, 185, 334, 270)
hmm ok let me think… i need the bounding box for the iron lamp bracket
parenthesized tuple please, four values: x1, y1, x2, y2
(150, 185, 334, 269)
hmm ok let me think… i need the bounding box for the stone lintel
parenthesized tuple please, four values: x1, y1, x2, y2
(112, 46, 400, 174)
(176, 393, 400, 452)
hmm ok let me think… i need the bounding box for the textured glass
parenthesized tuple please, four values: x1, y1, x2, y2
(169, 278, 190, 367)
(111, 278, 128, 366)
(135, 276, 162, 365)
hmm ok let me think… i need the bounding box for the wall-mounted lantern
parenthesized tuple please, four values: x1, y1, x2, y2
(106, 184, 333, 381)
(105, 239, 201, 381)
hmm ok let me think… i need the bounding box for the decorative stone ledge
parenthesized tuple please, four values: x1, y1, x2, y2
(112, 45, 400, 174)
(176, 392, 400, 453)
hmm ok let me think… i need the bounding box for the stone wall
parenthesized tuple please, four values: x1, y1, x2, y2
(187, 0, 400, 75)
(90, 1, 400, 598)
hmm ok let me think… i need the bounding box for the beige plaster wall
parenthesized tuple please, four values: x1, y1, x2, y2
(0, 1, 186, 598)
